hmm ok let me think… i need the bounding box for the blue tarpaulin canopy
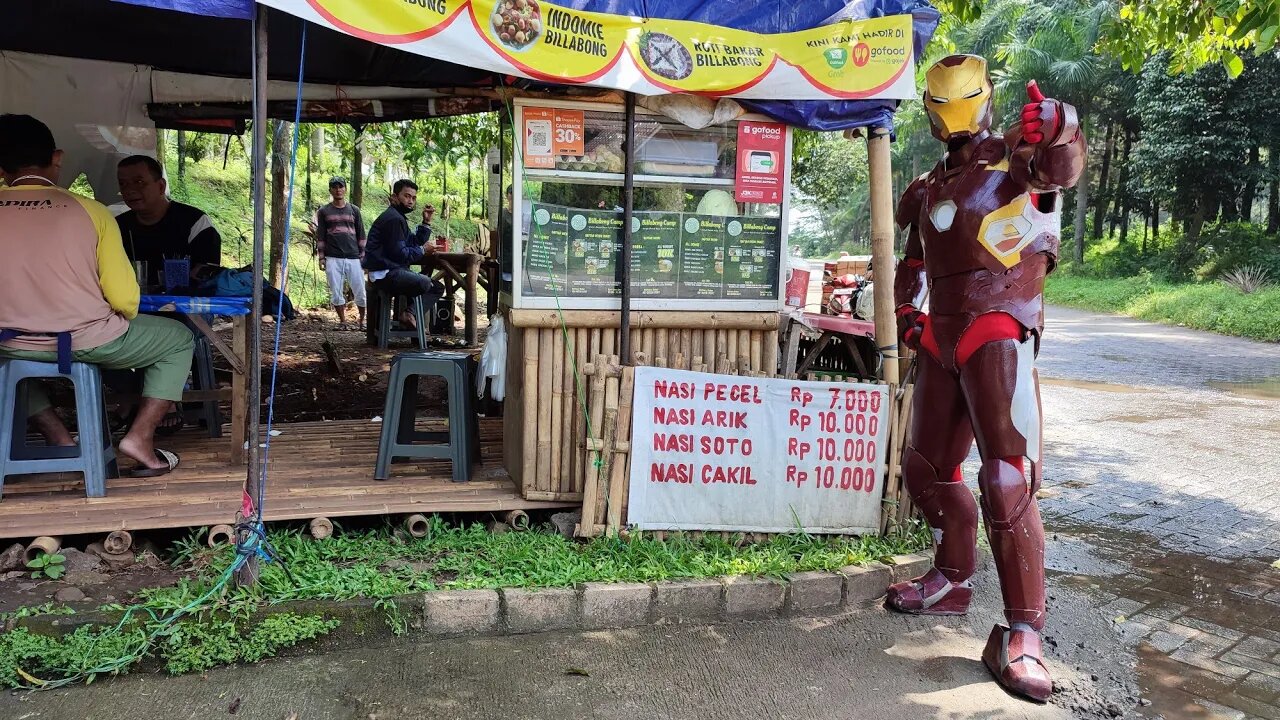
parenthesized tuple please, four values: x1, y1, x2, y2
(105, 0, 939, 130)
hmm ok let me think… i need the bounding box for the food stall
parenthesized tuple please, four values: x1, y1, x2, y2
(501, 96, 791, 501)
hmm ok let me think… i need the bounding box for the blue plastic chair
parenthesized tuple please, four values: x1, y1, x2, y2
(375, 351, 479, 483)
(0, 359, 118, 499)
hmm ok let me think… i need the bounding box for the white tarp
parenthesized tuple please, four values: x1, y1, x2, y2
(1, 51, 156, 204)
(628, 367, 889, 534)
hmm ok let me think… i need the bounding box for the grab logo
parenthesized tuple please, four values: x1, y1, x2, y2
(852, 43, 870, 67)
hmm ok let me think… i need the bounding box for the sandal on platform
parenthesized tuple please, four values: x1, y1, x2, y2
(125, 448, 181, 478)
(884, 567, 972, 616)
(982, 624, 1053, 703)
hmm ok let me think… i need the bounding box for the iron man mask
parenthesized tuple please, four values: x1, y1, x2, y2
(923, 54, 994, 142)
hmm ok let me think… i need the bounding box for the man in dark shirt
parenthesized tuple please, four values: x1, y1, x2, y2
(115, 155, 222, 286)
(315, 177, 367, 329)
(363, 179, 444, 329)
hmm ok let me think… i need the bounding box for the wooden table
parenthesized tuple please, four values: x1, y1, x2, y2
(140, 295, 252, 464)
(418, 252, 483, 346)
(780, 311, 878, 380)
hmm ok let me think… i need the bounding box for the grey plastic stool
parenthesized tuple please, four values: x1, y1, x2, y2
(370, 285, 428, 350)
(0, 359, 118, 499)
(375, 351, 479, 483)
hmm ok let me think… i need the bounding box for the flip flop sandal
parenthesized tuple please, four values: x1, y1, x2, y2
(154, 411, 185, 438)
(126, 448, 181, 478)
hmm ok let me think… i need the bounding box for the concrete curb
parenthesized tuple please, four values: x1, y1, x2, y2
(12, 553, 933, 653)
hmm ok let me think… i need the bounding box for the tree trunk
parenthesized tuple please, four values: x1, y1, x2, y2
(1239, 145, 1259, 223)
(1113, 131, 1133, 242)
(176, 130, 187, 179)
(1091, 122, 1114, 240)
(466, 159, 473, 219)
(269, 120, 291, 290)
(155, 128, 166, 167)
(1174, 196, 1208, 278)
(304, 126, 313, 213)
(351, 128, 364, 208)
(1072, 147, 1091, 265)
(1269, 148, 1280, 234)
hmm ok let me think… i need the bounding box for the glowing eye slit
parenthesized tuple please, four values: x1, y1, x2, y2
(929, 96, 949, 104)
(962, 88, 984, 99)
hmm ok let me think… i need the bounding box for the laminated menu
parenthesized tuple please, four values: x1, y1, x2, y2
(522, 203, 781, 302)
(630, 212, 680, 299)
(677, 214, 725, 299)
(524, 203, 569, 296)
(566, 209, 623, 297)
(723, 217, 781, 300)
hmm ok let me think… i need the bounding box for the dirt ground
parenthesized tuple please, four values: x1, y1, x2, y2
(221, 306, 490, 425)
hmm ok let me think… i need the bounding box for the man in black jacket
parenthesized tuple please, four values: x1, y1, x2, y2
(363, 179, 444, 329)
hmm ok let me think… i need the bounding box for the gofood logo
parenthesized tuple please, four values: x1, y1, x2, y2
(852, 42, 870, 67)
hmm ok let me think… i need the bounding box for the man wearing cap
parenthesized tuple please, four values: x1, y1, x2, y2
(314, 177, 367, 329)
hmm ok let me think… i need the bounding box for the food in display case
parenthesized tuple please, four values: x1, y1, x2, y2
(493, 0, 542, 50)
(636, 136, 719, 177)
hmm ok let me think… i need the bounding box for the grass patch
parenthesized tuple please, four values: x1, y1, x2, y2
(1046, 273, 1280, 342)
(1, 518, 929, 689)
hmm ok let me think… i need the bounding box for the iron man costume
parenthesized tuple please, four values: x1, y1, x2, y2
(884, 55, 1085, 703)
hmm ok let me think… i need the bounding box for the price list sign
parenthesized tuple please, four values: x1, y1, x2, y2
(566, 209, 622, 297)
(628, 368, 888, 534)
(630, 212, 680, 299)
(523, 203, 569, 296)
(723, 217, 781, 299)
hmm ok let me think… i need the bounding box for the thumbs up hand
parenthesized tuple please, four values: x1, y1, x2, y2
(1020, 80, 1061, 145)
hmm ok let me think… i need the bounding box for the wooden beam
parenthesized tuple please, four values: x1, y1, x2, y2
(508, 310, 779, 330)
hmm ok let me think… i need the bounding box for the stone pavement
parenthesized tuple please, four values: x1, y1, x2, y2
(1034, 306, 1280, 560)
(1031, 306, 1280, 718)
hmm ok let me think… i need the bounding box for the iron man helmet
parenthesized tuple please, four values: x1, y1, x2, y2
(923, 54, 993, 142)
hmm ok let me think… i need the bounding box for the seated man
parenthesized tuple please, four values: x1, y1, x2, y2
(115, 154, 221, 286)
(0, 115, 194, 477)
(363, 179, 444, 329)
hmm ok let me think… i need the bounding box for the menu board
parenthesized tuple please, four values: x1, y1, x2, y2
(522, 202, 780, 302)
(631, 212, 680, 299)
(723, 217, 782, 299)
(678, 215, 725, 299)
(567, 210, 623, 297)
(523, 204, 569, 296)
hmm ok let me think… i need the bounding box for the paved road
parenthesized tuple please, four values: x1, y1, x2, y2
(1034, 306, 1280, 561)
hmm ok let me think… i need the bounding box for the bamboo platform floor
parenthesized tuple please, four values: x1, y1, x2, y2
(0, 418, 573, 540)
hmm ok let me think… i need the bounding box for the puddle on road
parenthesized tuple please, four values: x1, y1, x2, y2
(1101, 413, 1185, 424)
(1100, 354, 1134, 363)
(1041, 378, 1149, 394)
(1046, 520, 1280, 719)
(1206, 378, 1280, 401)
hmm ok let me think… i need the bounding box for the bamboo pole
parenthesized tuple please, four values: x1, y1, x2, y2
(550, 327, 565, 492)
(536, 329, 554, 492)
(763, 329, 779, 378)
(866, 127, 899, 385)
(572, 327, 588, 493)
(654, 328, 668, 367)
(522, 326, 538, 491)
(738, 331, 751, 371)
(579, 354, 610, 535)
(236, 5, 269, 588)
(607, 366, 635, 534)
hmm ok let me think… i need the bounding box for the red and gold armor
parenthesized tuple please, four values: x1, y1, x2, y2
(884, 54, 1086, 703)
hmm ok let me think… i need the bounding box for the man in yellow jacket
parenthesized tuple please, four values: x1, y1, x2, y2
(0, 115, 193, 477)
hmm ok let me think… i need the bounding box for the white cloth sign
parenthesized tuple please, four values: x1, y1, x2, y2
(628, 367, 889, 534)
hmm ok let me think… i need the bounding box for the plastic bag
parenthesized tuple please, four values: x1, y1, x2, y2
(478, 315, 508, 401)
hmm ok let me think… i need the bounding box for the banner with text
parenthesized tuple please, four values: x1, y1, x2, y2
(628, 368, 889, 534)
(259, 0, 916, 100)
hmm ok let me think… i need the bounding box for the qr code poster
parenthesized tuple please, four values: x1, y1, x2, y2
(523, 108, 556, 169)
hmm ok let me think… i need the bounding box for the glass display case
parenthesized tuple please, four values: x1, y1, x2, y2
(510, 98, 791, 311)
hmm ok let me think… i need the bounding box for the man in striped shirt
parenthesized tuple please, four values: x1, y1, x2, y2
(315, 177, 367, 329)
